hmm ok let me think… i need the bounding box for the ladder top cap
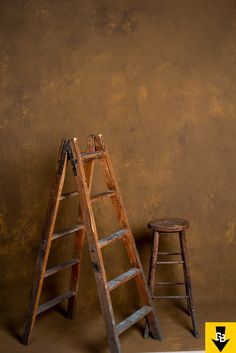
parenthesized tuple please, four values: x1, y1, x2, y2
(148, 218, 189, 232)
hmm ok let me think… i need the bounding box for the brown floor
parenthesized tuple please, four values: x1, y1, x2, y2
(0, 301, 235, 353)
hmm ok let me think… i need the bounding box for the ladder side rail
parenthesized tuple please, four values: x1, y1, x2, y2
(22, 140, 68, 345)
(96, 137, 161, 340)
(100, 150, 153, 290)
(70, 138, 122, 353)
(67, 135, 96, 319)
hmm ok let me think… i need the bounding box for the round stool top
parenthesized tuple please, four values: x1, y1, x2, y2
(148, 218, 189, 232)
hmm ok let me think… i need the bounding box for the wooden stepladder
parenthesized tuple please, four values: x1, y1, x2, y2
(22, 134, 161, 353)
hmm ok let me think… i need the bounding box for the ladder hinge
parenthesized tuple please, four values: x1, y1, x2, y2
(58, 140, 69, 176)
(66, 142, 78, 176)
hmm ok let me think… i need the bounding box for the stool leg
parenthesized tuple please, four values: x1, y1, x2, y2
(179, 230, 199, 338)
(144, 231, 160, 338)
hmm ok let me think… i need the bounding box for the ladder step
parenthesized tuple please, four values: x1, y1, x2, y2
(156, 282, 185, 285)
(91, 190, 116, 203)
(157, 261, 184, 265)
(153, 295, 189, 299)
(81, 151, 104, 160)
(60, 191, 78, 201)
(108, 268, 140, 291)
(158, 252, 181, 255)
(99, 229, 128, 248)
(37, 291, 76, 315)
(44, 258, 80, 278)
(52, 224, 84, 240)
(117, 305, 153, 336)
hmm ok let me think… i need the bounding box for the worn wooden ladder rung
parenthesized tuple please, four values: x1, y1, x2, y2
(108, 268, 140, 291)
(44, 258, 80, 278)
(99, 229, 128, 248)
(60, 191, 79, 200)
(117, 306, 153, 336)
(22, 134, 161, 353)
(60, 190, 116, 202)
(52, 224, 85, 240)
(37, 291, 76, 315)
(81, 150, 104, 160)
(91, 190, 116, 202)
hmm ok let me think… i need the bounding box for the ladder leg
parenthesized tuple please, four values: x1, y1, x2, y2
(124, 226, 161, 340)
(179, 231, 199, 338)
(67, 137, 95, 319)
(91, 251, 122, 353)
(69, 138, 122, 353)
(22, 142, 67, 345)
(144, 231, 160, 338)
(22, 240, 49, 345)
(179, 232, 191, 316)
(67, 229, 85, 319)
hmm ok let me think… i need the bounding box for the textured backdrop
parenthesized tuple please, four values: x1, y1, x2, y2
(0, 0, 236, 350)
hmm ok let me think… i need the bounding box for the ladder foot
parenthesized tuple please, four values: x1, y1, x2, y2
(21, 334, 30, 346)
(143, 320, 149, 339)
(67, 312, 76, 320)
(67, 302, 77, 320)
(149, 331, 162, 341)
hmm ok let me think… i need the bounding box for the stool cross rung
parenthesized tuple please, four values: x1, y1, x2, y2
(156, 282, 185, 286)
(156, 261, 184, 265)
(158, 252, 181, 255)
(153, 295, 189, 299)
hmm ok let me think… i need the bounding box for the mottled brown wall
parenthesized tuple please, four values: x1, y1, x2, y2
(0, 0, 236, 321)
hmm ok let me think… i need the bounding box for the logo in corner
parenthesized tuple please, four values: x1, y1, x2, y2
(212, 326, 230, 352)
(205, 322, 236, 353)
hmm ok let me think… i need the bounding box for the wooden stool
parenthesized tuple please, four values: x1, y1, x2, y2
(145, 218, 199, 338)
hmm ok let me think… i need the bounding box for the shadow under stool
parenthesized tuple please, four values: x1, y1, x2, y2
(145, 218, 199, 338)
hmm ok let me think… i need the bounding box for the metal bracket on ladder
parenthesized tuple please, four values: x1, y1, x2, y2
(21, 134, 162, 353)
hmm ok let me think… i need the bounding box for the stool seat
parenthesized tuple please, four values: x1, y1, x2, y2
(148, 218, 189, 232)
